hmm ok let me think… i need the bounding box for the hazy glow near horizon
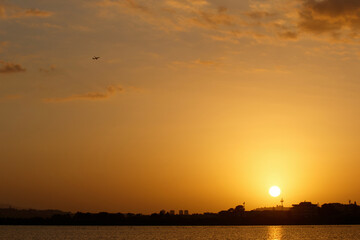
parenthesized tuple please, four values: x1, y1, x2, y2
(1, 0, 360, 214)
(269, 186, 281, 198)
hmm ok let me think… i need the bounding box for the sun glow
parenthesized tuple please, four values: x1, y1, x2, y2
(269, 186, 281, 197)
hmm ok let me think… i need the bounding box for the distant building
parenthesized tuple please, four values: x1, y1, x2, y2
(179, 210, 183, 215)
(252, 205, 290, 212)
(321, 202, 359, 215)
(169, 210, 175, 215)
(184, 210, 189, 215)
(291, 201, 319, 217)
(159, 210, 166, 215)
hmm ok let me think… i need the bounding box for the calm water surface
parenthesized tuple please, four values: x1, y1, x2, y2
(0, 225, 359, 240)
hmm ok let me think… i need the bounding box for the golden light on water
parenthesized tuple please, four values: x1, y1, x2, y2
(267, 226, 283, 240)
(269, 186, 281, 197)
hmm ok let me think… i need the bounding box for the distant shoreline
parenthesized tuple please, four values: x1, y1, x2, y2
(1, 201, 359, 226)
(1, 223, 360, 226)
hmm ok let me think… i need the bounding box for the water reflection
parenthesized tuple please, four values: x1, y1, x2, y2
(267, 226, 283, 240)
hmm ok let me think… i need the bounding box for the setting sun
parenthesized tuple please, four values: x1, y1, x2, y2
(269, 186, 281, 197)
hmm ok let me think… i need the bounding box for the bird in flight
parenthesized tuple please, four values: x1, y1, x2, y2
(92, 56, 100, 60)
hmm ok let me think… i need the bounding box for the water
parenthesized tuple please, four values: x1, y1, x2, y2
(0, 225, 359, 240)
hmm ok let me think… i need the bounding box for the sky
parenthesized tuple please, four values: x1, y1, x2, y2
(1, 0, 360, 214)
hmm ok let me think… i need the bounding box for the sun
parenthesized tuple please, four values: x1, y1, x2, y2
(269, 186, 281, 197)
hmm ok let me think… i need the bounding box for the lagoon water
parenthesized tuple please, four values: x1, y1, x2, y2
(0, 225, 359, 240)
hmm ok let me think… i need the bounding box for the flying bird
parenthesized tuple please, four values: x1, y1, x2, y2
(92, 56, 100, 60)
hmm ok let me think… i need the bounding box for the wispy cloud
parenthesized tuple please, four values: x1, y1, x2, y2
(0, 41, 9, 53)
(44, 85, 123, 103)
(171, 58, 221, 68)
(298, 0, 360, 38)
(95, 0, 247, 38)
(0, 60, 26, 74)
(94, 0, 360, 44)
(245, 65, 290, 74)
(96, 0, 150, 18)
(0, 3, 53, 19)
(247, 0, 360, 42)
(39, 65, 56, 73)
(244, 0, 300, 40)
(277, 30, 298, 40)
(0, 94, 22, 103)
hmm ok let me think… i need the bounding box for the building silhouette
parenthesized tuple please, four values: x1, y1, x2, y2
(291, 201, 319, 217)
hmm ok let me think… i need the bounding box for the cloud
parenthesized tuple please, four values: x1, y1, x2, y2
(245, 65, 290, 74)
(244, 0, 300, 41)
(121, 0, 149, 13)
(245, 10, 276, 20)
(0, 41, 9, 53)
(189, 7, 236, 29)
(0, 94, 22, 103)
(96, 0, 150, 17)
(94, 0, 360, 43)
(44, 85, 123, 103)
(170, 58, 223, 69)
(96, 0, 245, 37)
(277, 30, 299, 40)
(39, 65, 56, 73)
(0, 60, 26, 74)
(243, 0, 360, 42)
(301, 0, 360, 19)
(297, 0, 360, 39)
(21, 8, 53, 18)
(0, 3, 53, 19)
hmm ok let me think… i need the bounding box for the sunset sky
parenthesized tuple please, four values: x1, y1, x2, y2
(1, 0, 360, 213)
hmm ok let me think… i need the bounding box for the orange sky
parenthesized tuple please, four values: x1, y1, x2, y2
(1, 0, 360, 213)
